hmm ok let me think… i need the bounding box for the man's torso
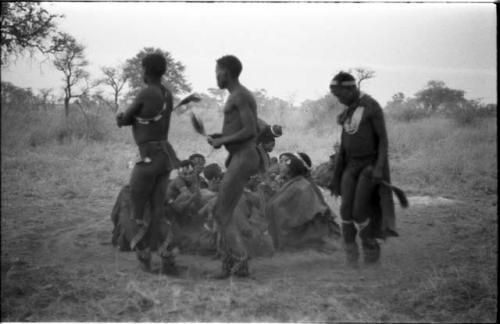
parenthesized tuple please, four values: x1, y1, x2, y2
(342, 94, 380, 159)
(222, 86, 258, 153)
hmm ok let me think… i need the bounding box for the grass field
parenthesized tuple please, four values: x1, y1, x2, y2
(1, 105, 497, 322)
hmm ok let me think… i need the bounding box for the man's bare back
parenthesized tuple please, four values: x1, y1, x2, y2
(118, 84, 173, 145)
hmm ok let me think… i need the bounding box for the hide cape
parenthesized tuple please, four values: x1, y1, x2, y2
(265, 176, 341, 251)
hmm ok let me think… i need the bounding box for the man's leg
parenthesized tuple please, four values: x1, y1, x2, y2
(130, 163, 158, 224)
(353, 166, 380, 264)
(129, 158, 165, 270)
(340, 165, 359, 267)
(153, 172, 181, 276)
(214, 149, 259, 277)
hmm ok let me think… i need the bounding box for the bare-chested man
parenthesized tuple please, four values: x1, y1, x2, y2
(116, 53, 180, 275)
(207, 55, 262, 278)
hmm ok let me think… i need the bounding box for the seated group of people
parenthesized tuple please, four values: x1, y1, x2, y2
(111, 124, 341, 259)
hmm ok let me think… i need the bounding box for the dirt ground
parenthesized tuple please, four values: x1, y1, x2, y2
(1, 184, 497, 322)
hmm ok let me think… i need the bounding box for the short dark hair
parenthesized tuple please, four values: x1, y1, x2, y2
(333, 71, 355, 83)
(216, 55, 243, 78)
(178, 159, 193, 168)
(203, 163, 222, 180)
(142, 53, 167, 78)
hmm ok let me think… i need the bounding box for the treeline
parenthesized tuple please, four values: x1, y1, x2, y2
(2, 3, 496, 130)
(385, 80, 496, 125)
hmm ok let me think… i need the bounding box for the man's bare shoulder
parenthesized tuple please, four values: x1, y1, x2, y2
(230, 86, 255, 106)
(137, 85, 163, 100)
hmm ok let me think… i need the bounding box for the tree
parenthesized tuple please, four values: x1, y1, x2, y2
(414, 80, 465, 114)
(1, 2, 66, 65)
(52, 33, 89, 117)
(385, 92, 405, 112)
(38, 88, 55, 111)
(300, 93, 342, 128)
(123, 47, 191, 98)
(349, 67, 375, 90)
(1, 81, 38, 113)
(97, 65, 128, 112)
(207, 87, 227, 106)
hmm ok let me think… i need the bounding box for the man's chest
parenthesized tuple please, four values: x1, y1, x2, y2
(343, 106, 371, 135)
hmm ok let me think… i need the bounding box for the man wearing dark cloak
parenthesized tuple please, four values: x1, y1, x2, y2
(327, 71, 397, 267)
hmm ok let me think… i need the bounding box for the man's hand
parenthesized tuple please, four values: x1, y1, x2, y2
(116, 112, 123, 127)
(327, 182, 340, 197)
(207, 134, 223, 149)
(116, 112, 125, 127)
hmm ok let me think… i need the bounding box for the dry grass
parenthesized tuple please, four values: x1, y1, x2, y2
(1, 104, 497, 322)
(387, 116, 497, 196)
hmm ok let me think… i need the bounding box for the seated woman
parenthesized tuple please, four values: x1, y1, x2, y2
(189, 153, 209, 189)
(265, 152, 341, 252)
(166, 160, 203, 224)
(165, 160, 219, 255)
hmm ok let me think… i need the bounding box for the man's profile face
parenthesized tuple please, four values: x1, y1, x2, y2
(142, 67, 150, 84)
(216, 64, 228, 89)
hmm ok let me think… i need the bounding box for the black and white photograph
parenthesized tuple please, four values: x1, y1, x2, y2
(1, 1, 497, 322)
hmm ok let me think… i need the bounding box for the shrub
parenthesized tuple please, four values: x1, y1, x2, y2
(55, 110, 108, 143)
(387, 99, 430, 122)
(2, 103, 113, 148)
(444, 100, 496, 127)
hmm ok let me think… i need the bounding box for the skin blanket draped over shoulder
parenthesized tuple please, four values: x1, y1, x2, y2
(266, 153, 341, 251)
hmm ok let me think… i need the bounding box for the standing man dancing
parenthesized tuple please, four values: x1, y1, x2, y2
(207, 55, 262, 278)
(116, 53, 180, 275)
(327, 71, 397, 267)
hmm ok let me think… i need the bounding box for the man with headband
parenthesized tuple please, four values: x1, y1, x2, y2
(327, 71, 397, 267)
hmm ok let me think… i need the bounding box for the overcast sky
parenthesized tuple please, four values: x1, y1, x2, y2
(1, 2, 497, 106)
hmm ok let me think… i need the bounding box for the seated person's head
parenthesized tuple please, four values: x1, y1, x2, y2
(262, 139, 276, 153)
(278, 152, 312, 178)
(246, 174, 262, 191)
(258, 124, 283, 153)
(178, 160, 196, 183)
(270, 157, 278, 165)
(189, 153, 206, 175)
(203, 163, 223, 191)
